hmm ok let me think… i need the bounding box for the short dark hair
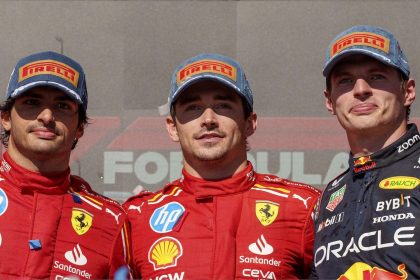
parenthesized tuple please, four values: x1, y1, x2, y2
(0, 98, 89, 149)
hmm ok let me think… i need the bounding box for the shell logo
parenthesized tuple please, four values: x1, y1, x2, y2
(148, 236, 183, 270)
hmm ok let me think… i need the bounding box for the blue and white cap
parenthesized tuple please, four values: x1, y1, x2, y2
(323, 25, 410, 79)
(159, 53, 253, 115)
(6, 51, 88, 111)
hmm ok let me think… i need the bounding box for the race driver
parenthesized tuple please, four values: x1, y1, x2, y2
(124, 53, 320, 279)
(0, 51, 131, 279)
(312, 25, 419, 279)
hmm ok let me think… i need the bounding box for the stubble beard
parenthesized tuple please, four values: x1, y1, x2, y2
(192, 143, 228, 162)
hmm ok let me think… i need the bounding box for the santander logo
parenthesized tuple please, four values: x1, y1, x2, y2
(248, 234, 273, 256)
(65, 244, 87, 265)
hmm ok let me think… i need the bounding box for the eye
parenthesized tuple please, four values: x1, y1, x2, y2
(57, 102, 71, 110)
(184, 104, 202, 112)
(214, 102, 233, 110)
(56, 100, 78, 113)
(371, 74, 385, 81)
(338, 78, 354, 85)
(23, 98, 40, 106)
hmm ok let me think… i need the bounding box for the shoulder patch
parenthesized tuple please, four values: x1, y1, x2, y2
(326, 170, 349, 192)
(123, 184, 183, 212)
(258, 174, 320, 195)
(251, 183, 290, 198)
(69, 175, 124, 212)
(147, 185, 183, 205)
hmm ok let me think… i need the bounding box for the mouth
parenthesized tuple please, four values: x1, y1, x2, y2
(196, 132, 224, 143)
(350, 103, 377, 115)
(31, 127, 58, 140)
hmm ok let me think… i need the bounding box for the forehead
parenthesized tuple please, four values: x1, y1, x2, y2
(331, 54, 397, 75)
(175, 80, 241, 104)
(20, 86, 72, 100)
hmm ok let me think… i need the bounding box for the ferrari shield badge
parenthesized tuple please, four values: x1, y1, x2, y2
(71, 208, 93, 235)
(255, 200, 279, 226)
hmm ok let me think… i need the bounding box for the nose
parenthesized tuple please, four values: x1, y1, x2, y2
(353, 78, 372, 99)
(37, 107, 55, 124)
(200, 107, 218, 129)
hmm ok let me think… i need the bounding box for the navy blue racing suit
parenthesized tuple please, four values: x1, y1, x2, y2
(312, 124, 420, 279)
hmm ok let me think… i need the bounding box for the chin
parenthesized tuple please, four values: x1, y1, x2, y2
(194, 150, 227, 162)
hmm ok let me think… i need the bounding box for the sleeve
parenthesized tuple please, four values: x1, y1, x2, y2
(308, 195, 321, 279)
(302, 194, 320, 279)
(109, 217, 134, 279)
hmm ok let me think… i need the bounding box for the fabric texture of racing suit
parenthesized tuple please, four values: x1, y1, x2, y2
(0, 152, 131, 279)
(312, 124, 420, 279)
(124, 162, 320, 280)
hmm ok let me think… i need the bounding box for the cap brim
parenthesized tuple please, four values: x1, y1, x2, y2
(9, 81, 83, 104)
(323, 49, 399, 78)
(172, 74, 242, 104)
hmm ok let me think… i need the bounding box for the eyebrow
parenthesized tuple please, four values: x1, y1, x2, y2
(177, 92, 237, 106)
(22, 91, 74, 102)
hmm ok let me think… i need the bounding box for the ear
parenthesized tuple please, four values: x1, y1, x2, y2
(324, 90, 335, 115)
(166, 116, 179, 142)
(75, 124, 84, 139)
(403, 79, 416, 106)
(1, 110, 11, 132)
(246, 112, 257, 137)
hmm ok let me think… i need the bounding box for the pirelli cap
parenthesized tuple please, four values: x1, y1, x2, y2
(158, 53, 253, 115)
(323, 25, 410, 79)
(6, 51, 88, 111)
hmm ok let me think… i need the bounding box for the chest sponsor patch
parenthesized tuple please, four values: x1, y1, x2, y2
(71, 208, 93, 235)
(150, 202, 185, 233)
(379, 176, 419, 190)
(326, 185, 346, 212)
(65, 244, 87, 266)
(0, 188, 8, 216)
(248, 234, 273, 255)
(149, 236, 183, 270)
(255, 201, 279, 226)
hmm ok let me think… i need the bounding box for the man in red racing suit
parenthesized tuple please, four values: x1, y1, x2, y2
(0, 153, 131, 279)
(124, 53, 320, 279)
(0, 51, 131, 279)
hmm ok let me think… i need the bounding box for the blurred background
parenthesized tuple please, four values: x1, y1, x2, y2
(1, 0, 419, 201)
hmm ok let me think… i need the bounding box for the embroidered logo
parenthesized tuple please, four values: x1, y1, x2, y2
(326, 185, 346, 212)
(255, 201, 279, 226)
(71, 208, 93, 235)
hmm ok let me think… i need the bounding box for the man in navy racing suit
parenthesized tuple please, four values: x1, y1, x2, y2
(311, 25, 419, 279)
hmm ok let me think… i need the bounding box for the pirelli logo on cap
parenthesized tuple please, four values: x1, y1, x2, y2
(18, 59, 80, 87)
(177, 59, 237, 85)
(330, 32, 390, 58)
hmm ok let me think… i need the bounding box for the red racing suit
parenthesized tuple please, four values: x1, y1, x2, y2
(0, 152, 131, 279)
(124, 163, 320, 279)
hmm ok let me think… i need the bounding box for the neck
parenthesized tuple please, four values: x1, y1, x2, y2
(183, 155, 249, 180)
(6, 145, 70, 173)
(347, 122, 408, 157)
